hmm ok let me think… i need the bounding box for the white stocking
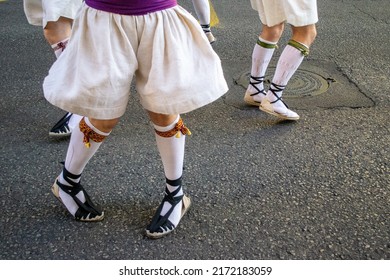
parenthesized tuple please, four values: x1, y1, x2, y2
(58, 117, 110, 216)
(153, 115, 186, 227)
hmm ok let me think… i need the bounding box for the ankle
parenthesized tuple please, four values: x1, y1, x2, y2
(201, 24, 211, 33)
(58, 167, 81, 187)
(267, 83, 285, 102)
(248, 75, 265, 94)
(165, 177, 183, 197)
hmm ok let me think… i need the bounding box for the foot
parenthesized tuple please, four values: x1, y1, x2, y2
(244, 90, 266, 106)
(51, 177, 104, 222)
(205, 31, 216, 44)
(49, 113, 73, 137)
(244, 75, 266, 106)
(259, 98, 300, 120)
(145, 187, 191, 239)
(259, 83, 299, 120)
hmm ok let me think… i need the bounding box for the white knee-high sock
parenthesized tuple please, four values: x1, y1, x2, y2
(62, 117, 110, 177)
(248, 37, 277, 101)
(58, 117, 110, 216)
(154, 115, 185, 182)
(68, 113, 83, 132)
(153, 115, 185, 226)
(192, 0, 211, 26)
(268, 44, 306, 103)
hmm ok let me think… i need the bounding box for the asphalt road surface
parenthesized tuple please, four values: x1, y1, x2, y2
(0, 0, 389, 263)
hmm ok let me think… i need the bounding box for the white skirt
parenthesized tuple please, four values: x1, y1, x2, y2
(23, 0, 82, 27)
(250, 0, 318, 27)
(43, 3, 228, 119)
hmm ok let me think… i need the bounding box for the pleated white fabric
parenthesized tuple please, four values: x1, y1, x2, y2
(250, 0, 318, 27)
(43, 3, 228, 119)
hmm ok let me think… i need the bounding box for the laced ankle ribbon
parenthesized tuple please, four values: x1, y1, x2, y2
(57, 167, 103, 220)
(155, 118, 192, 138)
(147, 177, 183, 233)
(269, 83, 288, 107)
(201, 24, 211, 32)
(53, 39, 69, 52)
(79, 117, 106, 148)
(249, 75, 266, 97)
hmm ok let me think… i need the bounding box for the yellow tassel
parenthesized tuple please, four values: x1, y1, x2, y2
(209, 1, 220, 27)
(179, 127, 191, 137)
(175, 132, 181, 138)
(83, 136, 91, 148)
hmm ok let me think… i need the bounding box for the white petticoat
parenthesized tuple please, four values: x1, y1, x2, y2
(43, 3, 228, 119)
(250, 0, 318, 27)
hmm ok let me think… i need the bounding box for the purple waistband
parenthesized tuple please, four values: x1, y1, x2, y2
(85, 0, 178, 16)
